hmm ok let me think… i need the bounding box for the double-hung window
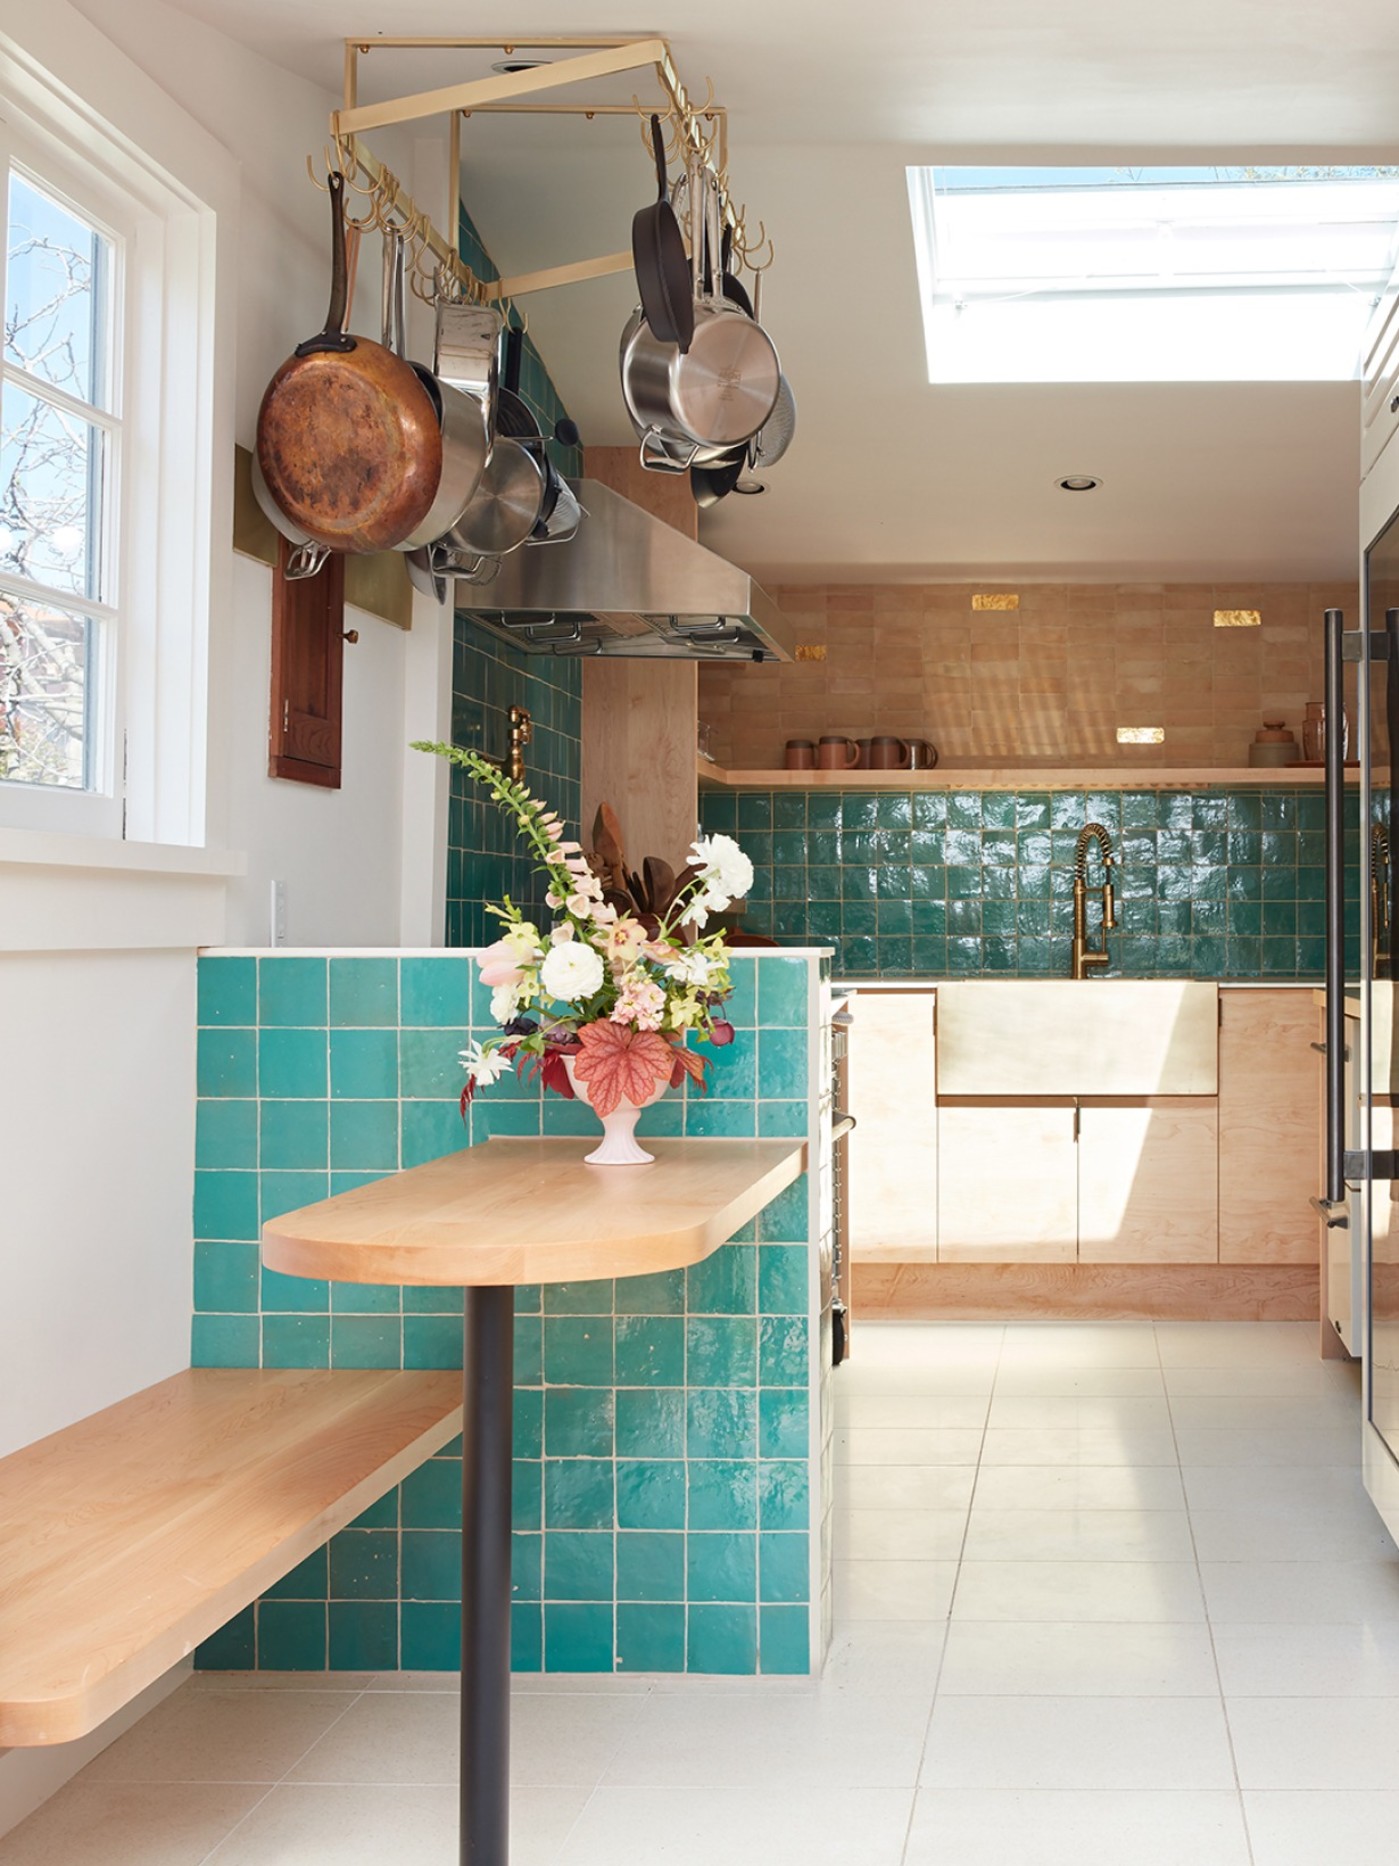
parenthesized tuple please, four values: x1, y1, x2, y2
(0, 148, 124, 833)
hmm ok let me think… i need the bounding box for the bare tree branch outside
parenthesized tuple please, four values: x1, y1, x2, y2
(0, 173, 111, 791)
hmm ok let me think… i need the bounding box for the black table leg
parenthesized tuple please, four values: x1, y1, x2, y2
(460, 1285, 514, 1865)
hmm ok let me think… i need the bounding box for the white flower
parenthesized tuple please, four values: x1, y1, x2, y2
(540, 939, 606, 1003)
(501, 921, 543, 962)
(684, 833, 754, 924)
(490, 982, 522, 1024)
(460, 1040, 510, 1086)
(665, 948, 715, 987)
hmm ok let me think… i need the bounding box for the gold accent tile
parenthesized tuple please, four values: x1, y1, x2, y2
(972, 593, 1020, 611)
(794, 644, 827, 661)
(1214, 609, 1262, 628)
(1116, 726, 1166, 744)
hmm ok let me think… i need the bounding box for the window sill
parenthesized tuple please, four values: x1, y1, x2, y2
(0, 828, 246, 880)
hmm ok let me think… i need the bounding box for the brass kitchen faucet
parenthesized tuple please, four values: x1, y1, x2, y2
(1071, 822, 1117, 978)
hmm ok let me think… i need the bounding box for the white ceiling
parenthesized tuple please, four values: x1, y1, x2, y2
(155, 0, 1399, 582)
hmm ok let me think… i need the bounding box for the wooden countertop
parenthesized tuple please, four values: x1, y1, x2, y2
(262, 1137, 808, 1288)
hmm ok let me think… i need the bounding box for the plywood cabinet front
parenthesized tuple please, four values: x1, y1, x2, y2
(849, 991, 937, 1259)
(1078, 1100, 1219, 1263)
(1218, 989, 1321, 1265)
(937, 1102, 1078, 1263)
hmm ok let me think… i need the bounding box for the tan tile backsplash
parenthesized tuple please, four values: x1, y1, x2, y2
(700, 581, 1362, 770)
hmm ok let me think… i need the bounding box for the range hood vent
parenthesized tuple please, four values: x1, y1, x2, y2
(455, 478, 794, 662)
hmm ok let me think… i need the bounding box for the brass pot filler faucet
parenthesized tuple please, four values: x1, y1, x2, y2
(1071, 822, 1117, 978)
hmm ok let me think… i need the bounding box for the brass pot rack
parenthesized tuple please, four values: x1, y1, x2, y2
(321, 36, 768, 310)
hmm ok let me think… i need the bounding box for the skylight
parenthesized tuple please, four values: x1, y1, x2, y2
(906, 166, 1399, 384)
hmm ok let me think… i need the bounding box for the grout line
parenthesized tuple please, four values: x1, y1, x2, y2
(1155, 1322, 1257, 1866)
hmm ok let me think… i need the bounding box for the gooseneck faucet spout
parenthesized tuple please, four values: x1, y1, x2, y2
(1071, 822, 1117, 979)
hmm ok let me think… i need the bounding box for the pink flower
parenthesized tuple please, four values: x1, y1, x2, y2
(478, 938, 526, 988)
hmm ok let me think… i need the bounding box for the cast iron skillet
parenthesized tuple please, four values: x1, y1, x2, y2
(632, 115, 694, 352)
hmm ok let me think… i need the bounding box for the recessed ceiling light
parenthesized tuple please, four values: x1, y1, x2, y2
(1057, 473, 1101, 492)
(491, 55, 552, 73)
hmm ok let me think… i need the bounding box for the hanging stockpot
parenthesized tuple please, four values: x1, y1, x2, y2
(619, 161, 781, 472)
(438, 325, 547, 563)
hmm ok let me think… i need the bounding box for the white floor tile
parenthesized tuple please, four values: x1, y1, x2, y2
(833, 1364, 996, 1397)
(1199, 1559, 1399, 1623)
(833, 1393, 990, 1429)
(1190, 1503, 1397, 1563)
(1244, 1791, 1399, 1866)
(1164, 1362, 1358, 1399)
(962, 1508, 1196, 1563)
(600, 1690, 933, 1788)
(1169, 1394, 1360, 1432)
(836, 1464, 977, 1512)
(554, 1785, 913, 1866)
(953, 1560, 1206, 1623)
(820, 1621, 946, 1696)
(0, 1782, 265, 1866)
(986, 1395, 1172, 1429)
(1173, 1426, 1360, 1466)
(1182, 1460, 1372, 1512)
(833, 1508, 970, 1559)
(82, 1686, 355, 1784)
(851, 1324, 1004, 1369)
(904, 1789, 1251, 1865)
(1213, 1622, 1399, 1697)
(970, 1463, 1185, 1512)
(1154, 1322, 1316, 1367)
(991, 1365, 1166, 1398)
(832, 1558, 958, 1621)
(920, 1694, 1236, 1789)
(204, 1783, 586, 1866)
(997, 1324, 1160, 1368)
(1227, 1696, 1399, 1789)
(833, 1427, 984, 1465)
(937, 1620, 1219, 1697)
(978, 1426, 1180, 1466)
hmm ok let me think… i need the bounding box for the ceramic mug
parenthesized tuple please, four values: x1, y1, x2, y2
(784, 739, 816, 770)
(817, 735, 859, 770)
(855, 738, 872, 769)
(866, 735, 911, 770)
(907, 738, 939, 770)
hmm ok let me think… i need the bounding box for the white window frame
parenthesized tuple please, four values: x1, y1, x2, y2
(0, 39, 225, 848)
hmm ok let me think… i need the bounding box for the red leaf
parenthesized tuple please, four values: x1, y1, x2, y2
(538, 1049, 577, 1100)
(571, 1021, 674, 1117)
(669, 1043, 708, 1092)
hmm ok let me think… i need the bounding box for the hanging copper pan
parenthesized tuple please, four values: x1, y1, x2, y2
(256, 172, 442, 555)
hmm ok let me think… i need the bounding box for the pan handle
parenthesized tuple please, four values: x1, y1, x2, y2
(639, 429, 699, 474)
(295, 172, 357, 358)
(650, 114, 668, 203)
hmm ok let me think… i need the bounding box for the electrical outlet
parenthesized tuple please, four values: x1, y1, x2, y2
(270, 879, 287, 947)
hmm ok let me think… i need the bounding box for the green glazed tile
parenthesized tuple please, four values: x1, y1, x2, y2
(400, 1601, 459, 1670)
(616, 1459, 685, 1530)
(330, 1315, 400, 1369)
(400, 955, 471, 1028)
(257, 1028, 328, 1102)
(262, 1314, 330, 1369)
(191, 1312, 259, 1368)
(687, 1533, 757, 1604)
(760, 1604, 810, 1674)
(328, 1530, 397, 1599)
(196, 1606, 255, 1670)
(545, 1531, 614, 1601)
(687, 1318, 756, 1387)
(543, 1603, 613, 1671)
(617, 1601, 685, 1670)
(258, 957, 327, 1028)
(197, 1028, 256, 1099)
(758, 958, 809, 1027)
(329, 957, 398, 1027)
(615, 1315, 685, 1386)
(758, 1461, 809, 1531)
(330, 1100, 399, 1172)
(402, 1528, 461, 1600)
(260, 1099, 328, 1171)
(197, 957, 256, 1027)
(545, 1388, 614, 1456)
(617, 1533, 685, 1605)
(193, 1239, 259, 1313)
(402, 1459, 460, 1530)
(196, 1099, 256, 1170)
(401, 1100, 468, 1168)
(194, 1169, 259, 1242)
(687, 1603, 757, 1674)
(760, 1316, 808, 1387)
(614, 1267, 686, 1315)
(257, 1600, 326, 1670)
(615, 1389, 685, 1459)
(329, 1601, 398, 1670)
(402, 1315, 464, 1369)
(686, 1388, 758, 1460)
(687, 1461, 757, 1531)
(759, 1532, 809, 1604)
(331, 1029, 399, 1099)
(544, 1459, 614, 1530)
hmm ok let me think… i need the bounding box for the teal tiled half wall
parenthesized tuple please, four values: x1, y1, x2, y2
(193, 951, 823, 1677)
(700, 784, 1373, 980)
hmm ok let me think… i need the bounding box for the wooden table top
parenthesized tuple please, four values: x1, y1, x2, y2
(261, 1137, 808, 1287)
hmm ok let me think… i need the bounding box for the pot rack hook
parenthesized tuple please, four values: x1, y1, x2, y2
(304, 149, 379, 229)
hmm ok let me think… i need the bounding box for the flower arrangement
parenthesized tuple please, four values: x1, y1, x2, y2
(413, 742, 754, 1148)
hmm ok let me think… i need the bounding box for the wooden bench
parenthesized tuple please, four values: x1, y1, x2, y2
(0, 1367, 462, 1746)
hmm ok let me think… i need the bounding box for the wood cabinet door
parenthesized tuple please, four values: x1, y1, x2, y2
(1078, 1099, 1218, 1264)
(937, 1102, 1077, 1263)
(1218, 990, 1321, 1265)
(849, 991, 937, 1260)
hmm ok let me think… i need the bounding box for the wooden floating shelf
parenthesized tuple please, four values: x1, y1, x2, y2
(697, 759, 1366, 793)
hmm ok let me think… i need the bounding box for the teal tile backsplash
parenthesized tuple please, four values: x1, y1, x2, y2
(700, 785, 1367, 979)
(192, 951, 822, 1678)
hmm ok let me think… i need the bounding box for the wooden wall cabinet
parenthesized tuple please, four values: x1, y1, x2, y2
(269, 538, 345, 788)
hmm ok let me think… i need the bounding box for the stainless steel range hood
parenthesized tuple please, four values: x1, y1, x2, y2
(455, 477, 794, 662)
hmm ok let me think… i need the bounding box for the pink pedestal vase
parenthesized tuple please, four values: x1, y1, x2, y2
(561, 1058, 670, 1166)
